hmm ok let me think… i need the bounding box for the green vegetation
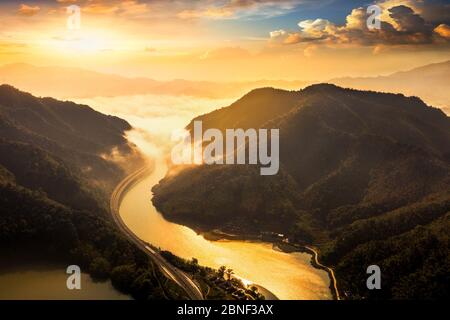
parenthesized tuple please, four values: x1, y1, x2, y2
(160, 251, 265, 300)
(153, 84, 450, 299)
(0, 85, 185, 300)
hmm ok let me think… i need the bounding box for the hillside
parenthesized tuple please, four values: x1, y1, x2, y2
(0, 85, 187, 299)
(0, 84, 144, 200)
(152, 84, 450, 299)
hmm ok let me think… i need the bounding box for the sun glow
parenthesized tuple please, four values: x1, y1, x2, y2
(44, 28, 126, 55)
(0, 0, 449, 81)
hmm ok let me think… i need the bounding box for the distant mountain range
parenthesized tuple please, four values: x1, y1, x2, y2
(1, 60, 448, 115)
(0, 85, 186, 299)
(0, 63, 308, 99)
(152, 84, 450, 299)
(330, 60, 450, 115)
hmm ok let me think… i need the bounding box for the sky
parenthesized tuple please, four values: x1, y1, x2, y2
(0, 0, 449, 81)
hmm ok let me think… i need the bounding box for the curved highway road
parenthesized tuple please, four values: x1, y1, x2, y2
(110, 165, 204, 300)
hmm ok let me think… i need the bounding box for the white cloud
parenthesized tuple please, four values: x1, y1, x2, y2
(270, 0, 450, 46)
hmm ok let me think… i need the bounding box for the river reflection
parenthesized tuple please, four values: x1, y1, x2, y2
(119, 159, 331, 300)
(0, 269, 130, 300)
(76, 94, 332, 300)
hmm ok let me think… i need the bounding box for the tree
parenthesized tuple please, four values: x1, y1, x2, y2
(225, 268, 234, 281)
(191, 257, 199, 273)
(89, 257, 111, 279)
(218, 266, 226, 279)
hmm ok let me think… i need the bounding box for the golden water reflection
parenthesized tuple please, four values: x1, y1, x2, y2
(119, 159, 331, 300)
(77, 94, 332, 300)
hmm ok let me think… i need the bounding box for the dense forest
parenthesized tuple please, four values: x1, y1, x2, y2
(153, 84, 450, 299)
(0, 85, 187, 299)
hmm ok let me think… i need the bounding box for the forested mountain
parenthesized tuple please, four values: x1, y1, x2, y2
(153, 84, 450, 299)
(0, 85, 186, 299)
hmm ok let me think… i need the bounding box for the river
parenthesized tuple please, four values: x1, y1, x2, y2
(0, 268, 130, 300)
(75, 94, 332, 300)
(119, 156, 331, 300)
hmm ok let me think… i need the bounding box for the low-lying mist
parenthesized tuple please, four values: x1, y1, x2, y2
(72, 94, 236, 160)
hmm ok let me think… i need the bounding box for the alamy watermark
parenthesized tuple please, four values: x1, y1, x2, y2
(67, 5, 81, 30)
(171, 121, 280, 176)
(366, 265, 381, 290)
(367, 5, 382, 30)
(66, 265, 81, 290)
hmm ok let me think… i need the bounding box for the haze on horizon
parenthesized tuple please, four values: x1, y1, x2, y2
(0, 0, 449, 82)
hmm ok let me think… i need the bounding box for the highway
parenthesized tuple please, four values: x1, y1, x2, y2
(110, 166, 204, 300)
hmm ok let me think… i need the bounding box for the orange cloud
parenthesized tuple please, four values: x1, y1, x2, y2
(303, 44, 318, 57)
(17, 4, 40, 16)
(178, 8, 234, 19)
(284, 33, 302, 45)
(199, 47, 252, 60)
(81, 0, 148, 15)
(82, 3, 119, 14)
(434, 24, 450, 39)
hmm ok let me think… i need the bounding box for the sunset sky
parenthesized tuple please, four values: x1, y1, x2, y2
(0, 0, 449, 81)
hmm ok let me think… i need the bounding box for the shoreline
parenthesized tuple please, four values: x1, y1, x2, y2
(197, 228, 341, 300)
(111, 165, 205, 300)
(155, 170, 341, 300)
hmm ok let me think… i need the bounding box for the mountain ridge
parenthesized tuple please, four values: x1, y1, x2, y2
(0, 86, 191, 299)
(153, 84, 450, 299)
(330, 60, 450, 115)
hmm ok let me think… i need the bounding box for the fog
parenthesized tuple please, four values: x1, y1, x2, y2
(72, 93, 332, 300)
(72, 94, 236, 158)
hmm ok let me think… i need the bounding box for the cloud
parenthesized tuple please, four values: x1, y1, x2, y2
(199, 47, 252, 60)
(11, 0, 305, 22)
(177, 0, 304, 20)
(51, 0, 303, 20)
(177, 7, 234, 20)
(297, 19, 336, 39)
(284, 33, 303, 44)
(378, 0, 450, 25)
(80, 0, 148, 16)
(17, 4, 40, 16)
(269, 1, 450, 47)
(303, 44, 318, 57)
(372, 44, 389, 54)
(388, 5, 427, 32)
(270, 29, 287, 38)
(434, 24, 450, 39)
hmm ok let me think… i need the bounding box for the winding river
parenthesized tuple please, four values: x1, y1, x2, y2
(119, 157, 332, 300)
(77, 94, 332, 300)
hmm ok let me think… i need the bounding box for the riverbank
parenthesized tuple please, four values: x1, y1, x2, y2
(121, 158, 333, 300)
(196, 228, 340, 300)
(276, 243, 340, 301)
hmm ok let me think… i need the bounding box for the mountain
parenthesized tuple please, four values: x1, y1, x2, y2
(0, 63, 309, 99)
(2, 61, 448, 115)
(0, 84, 141, 200)
(330, 60, 450, 115)
(0, 85, 187, 299)
(152, 84, 450, 299)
